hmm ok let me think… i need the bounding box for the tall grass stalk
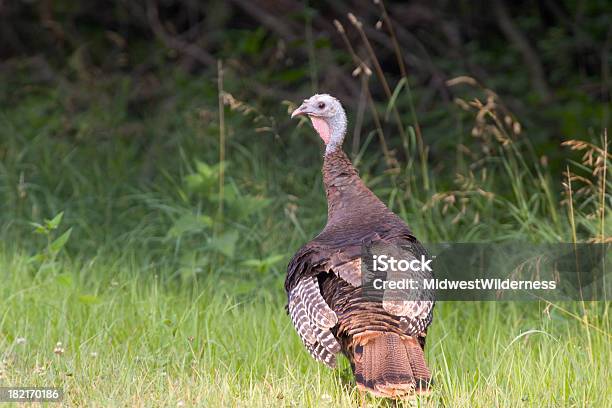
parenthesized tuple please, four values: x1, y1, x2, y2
(217, 60, 226, 231)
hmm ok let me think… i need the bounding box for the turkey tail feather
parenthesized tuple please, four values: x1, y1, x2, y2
(352, 332, 431, 398)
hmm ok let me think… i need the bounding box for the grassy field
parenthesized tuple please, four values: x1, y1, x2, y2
(1, 253, 609, 407)
(0, 72, 610, 406)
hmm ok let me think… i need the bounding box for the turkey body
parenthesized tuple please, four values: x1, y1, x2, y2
(285, 149, 434, 398)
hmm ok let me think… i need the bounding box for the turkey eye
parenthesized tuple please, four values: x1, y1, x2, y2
(318, 102, 325, 109)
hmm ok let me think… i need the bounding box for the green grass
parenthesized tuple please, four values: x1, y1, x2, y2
(1, 252, 609, 407)
(0, 70, 610, 406)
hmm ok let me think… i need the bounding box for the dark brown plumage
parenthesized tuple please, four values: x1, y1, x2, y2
(287, 94, 434, 398)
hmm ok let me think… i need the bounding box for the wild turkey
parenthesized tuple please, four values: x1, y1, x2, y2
(287, 94, 434, 398)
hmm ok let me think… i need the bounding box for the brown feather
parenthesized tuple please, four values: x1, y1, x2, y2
(285, 149, 434, 398)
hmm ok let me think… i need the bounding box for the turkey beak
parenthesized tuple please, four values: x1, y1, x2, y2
(291, 103, 310, 119)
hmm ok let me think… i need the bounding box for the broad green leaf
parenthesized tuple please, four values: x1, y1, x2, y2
(167, 214, 212, 238)
(30, 222, 48, 235)
(46, 212, 64, 230)
(195, 160, 213, 178)
(184, 173, 205, 190)
(50, 228, 72, 254)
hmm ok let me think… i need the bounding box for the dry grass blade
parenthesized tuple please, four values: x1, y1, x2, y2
(333, 19, 396, 171)
(217, 60, 225, 230)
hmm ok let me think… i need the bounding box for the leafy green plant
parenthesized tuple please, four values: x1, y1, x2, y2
(28, 212, 72, 265)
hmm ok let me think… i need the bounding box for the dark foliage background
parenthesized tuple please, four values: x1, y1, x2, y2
(2, 0, 608, 136)
(0, 0, 610, 255)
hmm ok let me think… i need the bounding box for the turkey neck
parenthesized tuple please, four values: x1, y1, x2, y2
(322, 149, 387, 226)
